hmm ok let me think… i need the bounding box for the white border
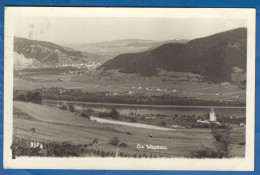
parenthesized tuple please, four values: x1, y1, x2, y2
(3, 7, 256, 170)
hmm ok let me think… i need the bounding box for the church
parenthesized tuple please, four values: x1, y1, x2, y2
(197, 106, 217, 124)
(209, 106, 216, 122)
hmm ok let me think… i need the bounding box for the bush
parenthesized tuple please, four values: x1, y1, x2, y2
(110, 108, 120, 120)
(46, 141, 80, 157)
(98, 112, 110, 118)
(190, 147, 220, 158)
(60, 105, 67, 110)
(14, 92, 28, 102)
(69, 105, 75, 112)
(126, 132, 132, 135)
(239, 142, 245, 145)
(86, 108, 94, 113)
(14, 90, 42, 104)
(160, 121, 166, 127)
(211, 127, 232, 157)
(119, 142, 128, 148)
(189, 127, 232, 158)
(129, 117, 137, 123)
(27, 91, 43, 104)
(98, 108, 120, 120)
(109, 137, 120, 146)
(81, 111, 90, 119)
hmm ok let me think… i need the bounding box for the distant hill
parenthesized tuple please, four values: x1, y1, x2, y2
(66, 39, 188, 62)
(13, 37, 102, 69)
(100, 28, 247, 83)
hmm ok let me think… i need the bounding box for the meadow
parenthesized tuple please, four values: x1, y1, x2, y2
(13, 101, 245, 158)
(14, 68, 246, 103)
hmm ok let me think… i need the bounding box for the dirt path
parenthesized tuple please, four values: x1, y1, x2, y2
(90, 116, 176, 131)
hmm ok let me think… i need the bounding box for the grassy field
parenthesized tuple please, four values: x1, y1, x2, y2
(14, 69, 246, 102)
(13, 101, 245, 157)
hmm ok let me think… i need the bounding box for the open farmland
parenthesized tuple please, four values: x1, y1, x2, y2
(13, 101, 245, 157)
(14, 68, 246, 103)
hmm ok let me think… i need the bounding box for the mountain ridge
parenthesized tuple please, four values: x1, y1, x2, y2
(13, 37, 103, 68)
(100, 28, 247, 83)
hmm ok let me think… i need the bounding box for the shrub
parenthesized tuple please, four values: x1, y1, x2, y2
(130, 117, 137, 123)
(126, 132, 132, 135)
(211, 127, 232, 157)
(69, 105, 75, 112)
(160, 121, 166, 127)
(27, 91, 42, 104)
(46, 141, 80, 157)
(189, 127, 232, 158)
(92, 138, 99, 144)
(14, 92, 28, 102)
(119, 142, 128, 148)
(98, 108, 120, 120)
(60, 105, 68, 110)
(14, 90, 42, 104)
(98, 112, 110, 118)
(81, 111, 90, 119)
(239, 142, 245, 145)
(86, 108, 94, 113)
(30, 127, 36, 134)
(110, 108, 120, 120)
(109, 137, 120, 146)
(190, 147, 220, 158)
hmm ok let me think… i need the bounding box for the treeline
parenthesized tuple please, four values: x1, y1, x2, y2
(41, 88, 245, 106)
(14, 88, 246, 107)
(13, 90, 42, 104)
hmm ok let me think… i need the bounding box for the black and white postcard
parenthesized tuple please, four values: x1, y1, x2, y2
(4, 7, 255, 170)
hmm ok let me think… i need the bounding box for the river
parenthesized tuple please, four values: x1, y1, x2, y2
(42, 100, 246, 118)
(43, 100, 246, 117)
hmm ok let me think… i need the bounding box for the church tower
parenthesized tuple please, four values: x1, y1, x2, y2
(209, 107, 216, 122)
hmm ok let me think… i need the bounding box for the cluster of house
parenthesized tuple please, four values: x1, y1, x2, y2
(38, 87, 73, 94)
(58, 89, 70, 94)
(105, 92, 118, 96)
(129, 113, 171, 121)
(59, 70, 89, 75)
(131, 86, 177, 93)
(169, 125, 185, 129)
(196, 107, 245, 127)
(55, 62, 101, 69)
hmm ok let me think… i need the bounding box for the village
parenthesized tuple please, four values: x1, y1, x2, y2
(93, 106, 246, 129)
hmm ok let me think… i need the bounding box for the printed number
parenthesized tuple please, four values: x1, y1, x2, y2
(30, 142, 43, 149)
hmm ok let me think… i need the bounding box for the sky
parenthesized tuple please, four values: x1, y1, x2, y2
(15, 17, 247, 45)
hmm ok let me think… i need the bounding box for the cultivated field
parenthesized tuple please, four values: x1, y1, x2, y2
(14, 72, 246, 102)
(13, 101, 245, 157)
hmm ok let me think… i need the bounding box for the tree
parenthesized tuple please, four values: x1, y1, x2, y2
(189, 126, 232, 158)
(27, 91, 42, 104)
(69, 105, 75, 112)
(119, 142, 128, 148)
(211, 127, 232, 158)
(130, 117, 137, 123)
(60, 105, 67, 110)
(109, 137, 120, 146)
(160, 121, 166, 127)
(110, 108, 120, 120)
(81, 111, 90, 119)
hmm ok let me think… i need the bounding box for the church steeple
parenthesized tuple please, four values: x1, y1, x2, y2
(209, 107, 216, 122)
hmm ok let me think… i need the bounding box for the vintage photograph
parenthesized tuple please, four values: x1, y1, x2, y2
(4, 7, 255, 170)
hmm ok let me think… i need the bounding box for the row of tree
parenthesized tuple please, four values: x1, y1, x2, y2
(41, 88, 246, 106)
(13, 90, 42, 104)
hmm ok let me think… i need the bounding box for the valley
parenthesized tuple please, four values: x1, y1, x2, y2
(12, 27, 248, 159)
